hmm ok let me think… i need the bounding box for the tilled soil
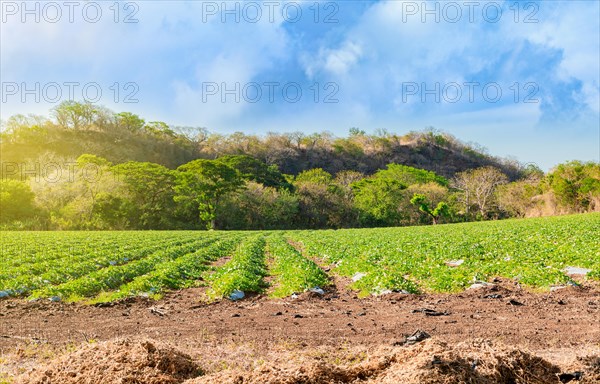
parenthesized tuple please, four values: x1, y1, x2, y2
(1, 279, 599, 383)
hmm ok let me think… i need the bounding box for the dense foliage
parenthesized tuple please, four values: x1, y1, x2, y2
(1, 102, 599, 230)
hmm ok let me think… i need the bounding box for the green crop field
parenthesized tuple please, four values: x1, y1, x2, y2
(0, 213, 599, 303)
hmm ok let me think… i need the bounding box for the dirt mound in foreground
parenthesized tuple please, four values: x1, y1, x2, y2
(16, 339, 201, 384)
(189, 339, 562, 384)
(16, 337, 598, 384)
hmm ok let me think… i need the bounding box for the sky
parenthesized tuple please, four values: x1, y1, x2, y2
(1, 0, 599, 170)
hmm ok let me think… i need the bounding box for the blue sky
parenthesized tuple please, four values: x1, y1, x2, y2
(1, 0, 599, 169)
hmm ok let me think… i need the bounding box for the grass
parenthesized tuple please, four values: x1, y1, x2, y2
(0, 213, 598, 302)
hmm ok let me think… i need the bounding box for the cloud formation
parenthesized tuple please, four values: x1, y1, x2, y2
(1, 0, 598, 168)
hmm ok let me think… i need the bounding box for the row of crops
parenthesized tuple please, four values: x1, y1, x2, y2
(288, 213, 600, 295)
(1, 213, 599, 302)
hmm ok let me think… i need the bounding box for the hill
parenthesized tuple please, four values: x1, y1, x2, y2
(0, 102, 523, 179)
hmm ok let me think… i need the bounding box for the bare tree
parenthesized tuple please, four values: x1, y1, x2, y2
(452, 166, 508, 218)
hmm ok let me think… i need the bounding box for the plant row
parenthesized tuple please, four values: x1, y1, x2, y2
(0, 231, 196, 269)
(266, 235, 330, 297)
(206, 235, 267, 300)
(27, 237, 220, 300)
(99, 235, 245, 302)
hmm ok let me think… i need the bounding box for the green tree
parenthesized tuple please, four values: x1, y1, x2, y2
(410, 193, 449, 225)
(51, 101, 110, 131)
(404, 182, 453, 225)
(292, 169, 354, 228)
(218, 155, 291, 190)
(546, 161, 600, 212)
(218, 182, 299, 229)
(294, 168, 333, 185)
(352, 176, 405, 226)
(112, 161, 178, 228)
(379, 163, 448, 186)
(352, 164, 447, 226)
(174, 159, 243, 229)
(115, 112, 145, 132)
(144, 121, 176, 137)
(0, 179, 37, 223)
(92, 192, 131, 229)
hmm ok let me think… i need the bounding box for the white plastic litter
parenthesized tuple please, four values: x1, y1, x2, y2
(229, 290, 245, 301)
(550, 286, 567, 292)
(564, 266, 592, 276)
(352, 272, 366, 282)
(291, 293, 299, 299)
(445, 260, 464, 267)
(308, 287, 325, 295)
(468, 283, 492, 290)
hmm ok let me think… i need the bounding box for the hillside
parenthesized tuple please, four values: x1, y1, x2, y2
(0, 103, 522, 179)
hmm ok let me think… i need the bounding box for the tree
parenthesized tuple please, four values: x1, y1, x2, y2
(404, 182, 453, 225)
(74, 155, 116, 220)
(292, 169, 355, 228)
(0, 179, 37, 223)
(352, 176, 406, 226)
(410, 193, 449, 225)
(545, 161, 600, 212)
(452, 166, 508, 218)
(496, 179, 541, 217)
(25, 154, 125, 229)
(352, 164, 448, 227)
(174, 159, 243, 229)
(115, 112, 145, 132)
(112, 162, 178, 228)
(380, 163, 448, 186)
(294, 168, 333, 185)
(349, 127, 366, 136)
(144, 121, 176, 137)
(218, 155, 291, 190)
(92, 192, 131, 229)
(51, 101, 108, 130)
(217, 182, 299, 229)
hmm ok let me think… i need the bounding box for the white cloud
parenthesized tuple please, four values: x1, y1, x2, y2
(1, 0, 598, 166)
(296, 0, 599, 120)
(303, 41, 363, 78)
(524, 2, 600, 112)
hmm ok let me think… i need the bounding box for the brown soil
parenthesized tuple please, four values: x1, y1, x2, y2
(15, 339, 200, 384)
(1, 279, 599, 383)
(188, 339, 565, 384)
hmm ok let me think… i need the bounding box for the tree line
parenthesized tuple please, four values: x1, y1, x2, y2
(1, 101, 598, 230)
(1, 154, 598, 230)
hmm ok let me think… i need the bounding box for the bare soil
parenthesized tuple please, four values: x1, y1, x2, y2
(1, 279, 599, 383)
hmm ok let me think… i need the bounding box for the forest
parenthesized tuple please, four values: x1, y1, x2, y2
(1, 101, 599, 230)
